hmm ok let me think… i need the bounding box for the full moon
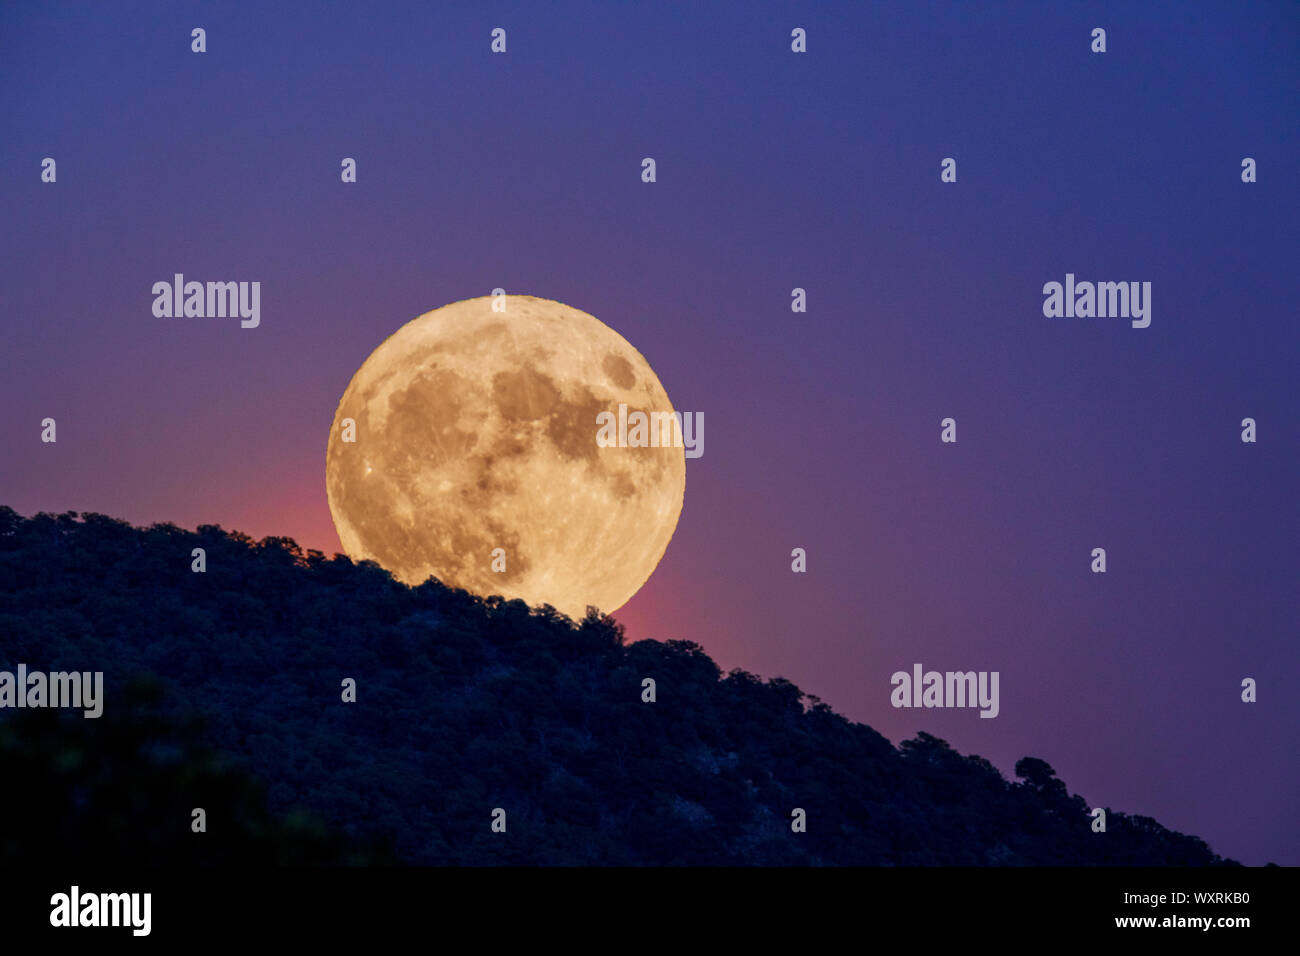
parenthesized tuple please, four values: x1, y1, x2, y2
(325, 295, 685, 619)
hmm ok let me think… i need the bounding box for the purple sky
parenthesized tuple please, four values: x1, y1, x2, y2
(2, 1, 1296, 864)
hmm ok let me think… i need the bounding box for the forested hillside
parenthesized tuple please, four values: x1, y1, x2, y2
(0, 508, 1234, 865)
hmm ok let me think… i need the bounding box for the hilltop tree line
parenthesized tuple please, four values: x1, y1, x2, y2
(0, 507, 1233, 865)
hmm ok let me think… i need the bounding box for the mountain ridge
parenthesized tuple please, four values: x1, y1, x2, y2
(0, 506, 1237, 865)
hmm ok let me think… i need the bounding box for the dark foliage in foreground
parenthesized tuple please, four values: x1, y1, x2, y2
(0, 679, 397, 866)
(0, 507, 1234, 865)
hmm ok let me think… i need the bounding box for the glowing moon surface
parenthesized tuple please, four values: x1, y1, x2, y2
(326, 295, 685, 619)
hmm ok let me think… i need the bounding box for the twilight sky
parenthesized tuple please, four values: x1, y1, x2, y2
(2, 1, 1296, 865)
